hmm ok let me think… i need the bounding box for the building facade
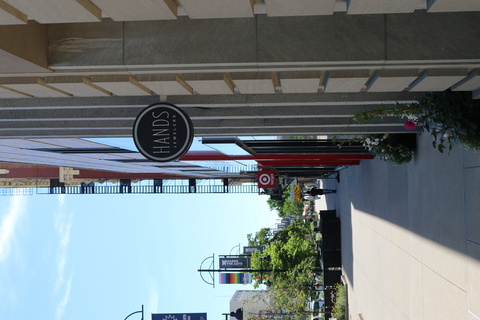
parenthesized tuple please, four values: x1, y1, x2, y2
(230, 290, 272, 320)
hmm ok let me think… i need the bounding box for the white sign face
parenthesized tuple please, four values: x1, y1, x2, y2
(219, 257, 250, 268)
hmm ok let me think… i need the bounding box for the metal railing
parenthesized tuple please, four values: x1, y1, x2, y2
(37, 178, 260, 195)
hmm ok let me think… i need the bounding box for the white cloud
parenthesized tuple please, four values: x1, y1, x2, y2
(53, 197, 74, 320)
(149, 286, 159, 314)
(54, 210, 73, 294)
(0, 196, 25, 262)
(57, 194, 65, 206)
(55, 275, 72, 320)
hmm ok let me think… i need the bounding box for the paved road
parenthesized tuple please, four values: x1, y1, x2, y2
(319, 132, 480, 320)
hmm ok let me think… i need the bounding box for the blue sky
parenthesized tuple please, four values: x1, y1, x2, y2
(0, 191, 278, 320)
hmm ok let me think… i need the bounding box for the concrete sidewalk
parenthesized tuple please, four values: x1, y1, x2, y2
(319, 132, 480, 320)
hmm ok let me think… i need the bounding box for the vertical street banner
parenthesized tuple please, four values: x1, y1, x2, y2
(152, 313, 207, 320)
(219, 273, 252, 284)
(291, 184, 301, 202)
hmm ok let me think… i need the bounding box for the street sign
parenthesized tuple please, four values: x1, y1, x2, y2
(219, 257, 250, 268)
(257, 170, 276, 188)
(133, 103, 194, 162)
(153, 313, 207, 320)
(243, 246, 264, 254)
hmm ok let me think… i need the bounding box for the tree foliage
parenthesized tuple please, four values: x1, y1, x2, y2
(247, 228, 274, 247)
(247, 221, 318, 313)
(266, 185, 305, 217)
(268, 258, 317, 314)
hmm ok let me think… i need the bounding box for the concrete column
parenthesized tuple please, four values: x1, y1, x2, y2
(44, 11, 480, 69)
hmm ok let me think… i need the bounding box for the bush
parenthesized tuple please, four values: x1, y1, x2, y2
(332, 283, 346, 320)
(353, 90, 480, 153)
(335, 134, 416, 165)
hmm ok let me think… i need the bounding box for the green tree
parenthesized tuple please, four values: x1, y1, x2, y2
(268, 257, 317, 314)
(247, 221, 319, 314)
(247, 228, 274, 247)
(266, 185, 305, 217)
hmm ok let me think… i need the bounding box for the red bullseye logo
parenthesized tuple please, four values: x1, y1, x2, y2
(257, 170, 276, 188)
(259, 173, 272, 185)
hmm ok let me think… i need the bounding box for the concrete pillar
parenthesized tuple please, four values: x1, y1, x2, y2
(44, 11, 480, 69)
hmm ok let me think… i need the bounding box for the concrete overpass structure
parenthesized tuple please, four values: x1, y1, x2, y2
(0, 1, 480, 138)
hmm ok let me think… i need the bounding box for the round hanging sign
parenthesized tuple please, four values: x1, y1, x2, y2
(133, 103, 194, 162)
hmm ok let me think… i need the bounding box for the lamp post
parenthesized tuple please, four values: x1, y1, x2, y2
(124, 305, 144, 320)
(222, 308, 243, 320)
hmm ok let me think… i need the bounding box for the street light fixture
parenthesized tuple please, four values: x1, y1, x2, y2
(124, 305, 144, 320)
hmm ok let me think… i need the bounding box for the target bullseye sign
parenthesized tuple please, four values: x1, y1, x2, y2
(257, 170, 276, 188)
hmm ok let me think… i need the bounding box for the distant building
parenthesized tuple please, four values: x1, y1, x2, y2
(230, 290, 271, 320)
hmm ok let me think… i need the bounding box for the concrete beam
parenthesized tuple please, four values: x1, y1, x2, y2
(0, 77, 71, 97)
(264, 0, 336, 16)
(346, 0, 420, 14)
(324, 70, 370, 93)
(177, 0, 254, 19)
(4, 0, 101, 23)
(44, 12, 480, 70)
(89, 75, 153, 96)
(231, 72, 276, 94)
(0, 92, 420, 138)
(45, 76, 112, 97)
(427, 0, 480, 12)
(280, 71, 321, 93)
(367, 70, 419, 92)
(452, 69, 480, 92)
(136, 74, 193, 96)
(0, 125, 411, 139)
(0, 116, 402, 130)
(182, 73, 234, 95)
(0, 92, 423, 107)
(409, 69, 468, 92)
(0, 0, 27, 25)
(91, 0, 177, 21)
(0, 85, 30, 98)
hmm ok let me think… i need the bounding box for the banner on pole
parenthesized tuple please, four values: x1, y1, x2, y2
(293, 184, 301, 202)
(243, 246, 264, 255)
(219, 273, 252, 284)
(219, 257, 250, 268)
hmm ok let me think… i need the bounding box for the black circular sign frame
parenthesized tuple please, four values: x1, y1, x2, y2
(133, 103, 194, 162)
